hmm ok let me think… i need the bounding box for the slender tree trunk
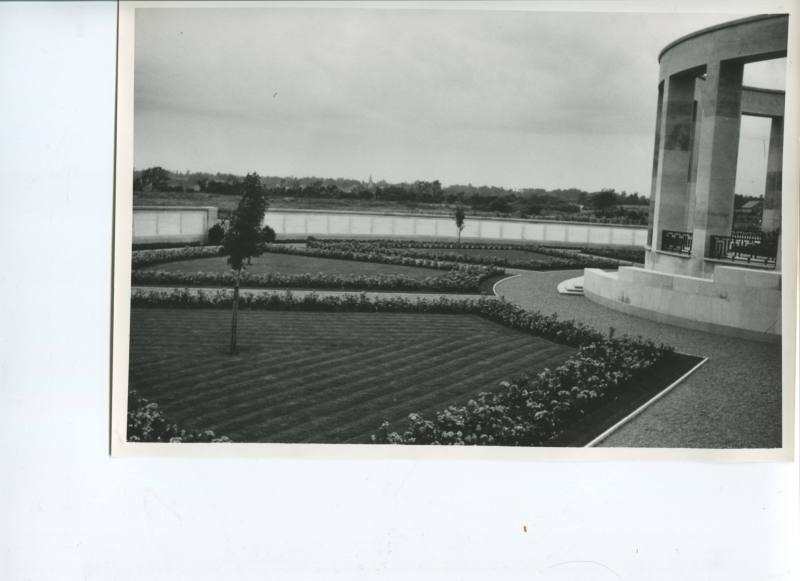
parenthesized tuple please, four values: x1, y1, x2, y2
(229, 268, 241, 355)
(458, 229, 461, 248)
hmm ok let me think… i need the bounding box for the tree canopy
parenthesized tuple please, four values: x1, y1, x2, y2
(223, 173, 269, 271)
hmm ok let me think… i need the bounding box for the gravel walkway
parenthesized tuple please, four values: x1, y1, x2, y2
(495, 270, 782, 448)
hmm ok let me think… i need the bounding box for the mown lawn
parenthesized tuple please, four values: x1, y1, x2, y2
(128, 309, 575, 443)
(138, 252, 444, 280)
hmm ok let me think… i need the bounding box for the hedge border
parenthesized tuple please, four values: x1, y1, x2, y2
(306, 239, 624, 270)
(132, 244, 505, 293)
(131, 269, 494, 294)
(130, 288, 673, 446)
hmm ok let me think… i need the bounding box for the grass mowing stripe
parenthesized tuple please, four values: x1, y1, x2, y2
(254, 342, 573, 442)
(150, 334, 457, 420)
(151, 328, 456, 400)
(128, 309, 577, 443)
(130, 317, 441, 388)
(253, 340, 569, 442)
(275, 344, 572, 443)
(188, 335, 466, 429)
(133, 309, 500, 330)
(187, 331, 494, 432)
(145, 334, 564, 438)
(130, 345, 302, 383)
(130, 311, 500, 354)
(130, 346, 326, 394)
(334, 347, 577, 443)
(206, 337, 488, 433)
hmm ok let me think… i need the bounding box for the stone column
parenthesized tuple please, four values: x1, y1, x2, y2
(652, 73, 696, 250)
(691, 60, 743, 265)
(646, 82, 664, 250)
(761, 116, 783, 233)
(686, 99, 701, 224)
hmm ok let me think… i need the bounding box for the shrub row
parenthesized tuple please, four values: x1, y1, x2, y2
(308, 237, 560, 253)
(131, 268, 491, 293)
(305, 239, 622, 270)
(132, 245, 223, 268)
(132, 288, 602, 345)
(132, 241, 209, 251)
(127, 389, 232, 443)
(131, 244, 506, 285)
(574, 247, 645, 264)
(131, 288, 672, 446)
(262, 243, 506, 276)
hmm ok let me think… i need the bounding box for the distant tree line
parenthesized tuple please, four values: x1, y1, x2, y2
(133, 167, 650, 223)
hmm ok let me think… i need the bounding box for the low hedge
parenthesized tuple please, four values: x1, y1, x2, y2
(574, 247, 645, 264)
(305, 239, 622, 270)
(132, 245, 223, 268)
(131, 268, 493, 294)
(131, 288, 672, 446)
(262, 243, 509, 273)
(132, 243, 505, 280)
(127, 389, 232, 443)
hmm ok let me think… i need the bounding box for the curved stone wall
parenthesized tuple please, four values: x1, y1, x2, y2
(584, 15, 786, 339)
(658, 15, 788, 80)
(646, 14, 787, 278)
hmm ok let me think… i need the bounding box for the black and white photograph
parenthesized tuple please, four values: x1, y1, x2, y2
(112, 3, 795, 454)
(3, 2, 800, 579)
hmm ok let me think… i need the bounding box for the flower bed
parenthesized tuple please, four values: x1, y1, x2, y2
(127, 389, 232, 443)
(132, 244, 504, 293)
(131, 288, 673, 446)
(263, 242, 512, 272)
(372, 338, 665, 446)
(304, 239, 622, 270)
(132, 268, 492, 293)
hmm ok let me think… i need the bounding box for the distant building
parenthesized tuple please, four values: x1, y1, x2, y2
(739, 199, 763, 214)
(734, 199, 763, 229)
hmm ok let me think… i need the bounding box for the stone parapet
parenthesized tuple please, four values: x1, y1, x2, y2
(583, 266, 780, 341)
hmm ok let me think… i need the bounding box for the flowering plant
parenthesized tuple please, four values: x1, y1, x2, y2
(127, 389, 232, 443)
(132, 268, 494, 293)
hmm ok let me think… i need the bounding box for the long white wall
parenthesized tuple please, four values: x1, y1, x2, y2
(262, 209, 646, 247)
(131, 206, 647, 247)
(132, 206, 218, 244)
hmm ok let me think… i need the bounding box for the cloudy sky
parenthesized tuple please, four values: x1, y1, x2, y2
(134, 7, 786, 196)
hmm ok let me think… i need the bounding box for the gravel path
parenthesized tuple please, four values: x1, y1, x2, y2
(495, 270, 782, 448)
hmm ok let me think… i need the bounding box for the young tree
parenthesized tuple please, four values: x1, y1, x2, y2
(222, 173, 268, 355)
(454, 206, 466, 247)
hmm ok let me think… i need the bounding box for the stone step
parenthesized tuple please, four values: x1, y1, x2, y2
(556, 276, 585, 296)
